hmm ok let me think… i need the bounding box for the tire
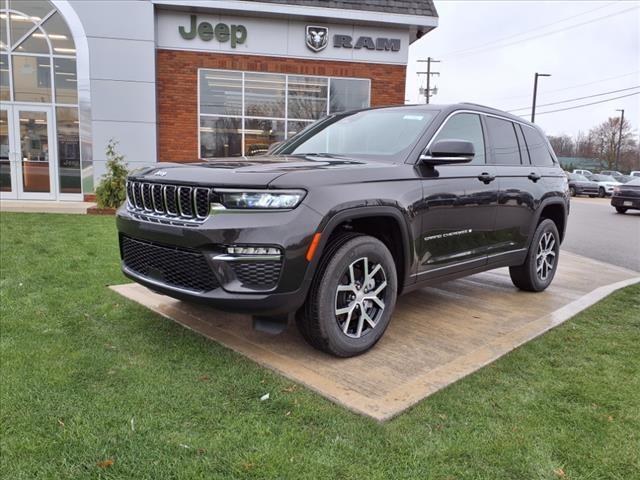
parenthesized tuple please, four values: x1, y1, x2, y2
(615, 207, 627, 214)
(509, 219, 560, 292)
(589, 195, 596, 198)
(569, 186, 576, 197)
(297, 234, 398, 357)
(598, 187, 605, 198)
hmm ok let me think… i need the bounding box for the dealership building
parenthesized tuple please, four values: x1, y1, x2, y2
(0, 0, 438, 202)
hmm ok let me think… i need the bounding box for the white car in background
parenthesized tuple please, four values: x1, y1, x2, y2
(630, 171, 640, 177)
(573, 169, 593, 176)
(588, 174, 622, 197)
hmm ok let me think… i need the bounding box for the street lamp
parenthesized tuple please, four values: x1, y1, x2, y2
(615, 109, 625, 171)
(531, 72, 551, 123)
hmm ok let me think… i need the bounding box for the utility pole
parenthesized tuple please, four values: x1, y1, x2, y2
(615, 109, 625, 171)
(417, 57, 440, 104)
(531, 72, 551, 123)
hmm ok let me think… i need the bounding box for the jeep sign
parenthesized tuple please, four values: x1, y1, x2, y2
(179, 15, 247, 48)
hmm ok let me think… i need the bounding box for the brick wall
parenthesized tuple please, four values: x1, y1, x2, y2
(156, 49, 407, 162)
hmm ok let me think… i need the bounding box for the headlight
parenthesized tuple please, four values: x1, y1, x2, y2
(213, 189, 306, 210)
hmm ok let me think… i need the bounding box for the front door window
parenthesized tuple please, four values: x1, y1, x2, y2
(19, 109, 51, 193)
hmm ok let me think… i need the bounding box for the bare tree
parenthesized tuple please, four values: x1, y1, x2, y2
(548, 134, 575, 157)
(587, 116, 634, 170)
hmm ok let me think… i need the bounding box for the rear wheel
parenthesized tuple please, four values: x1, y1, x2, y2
(297, 234, 397, 357)
(509, 219, 560, 292)
(615, 206, 627, 214)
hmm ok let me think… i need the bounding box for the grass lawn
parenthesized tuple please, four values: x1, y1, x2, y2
(1, 212, 639, 479)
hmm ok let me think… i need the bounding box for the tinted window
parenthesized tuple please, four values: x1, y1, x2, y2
(486, 117, 521, 165)
(433, 113, 485, 165)
(522, 126, 554, 166)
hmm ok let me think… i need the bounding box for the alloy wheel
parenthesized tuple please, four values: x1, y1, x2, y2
(334, 257, 387, 339)
(536, 231, 557, 281)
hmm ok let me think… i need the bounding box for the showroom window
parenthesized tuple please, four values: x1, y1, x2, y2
(199, 69, 370, 157)
(1, 0, 82, 196)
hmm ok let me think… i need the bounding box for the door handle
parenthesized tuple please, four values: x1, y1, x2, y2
(528, 172, 542, 182)
(478, 172, 496, 184)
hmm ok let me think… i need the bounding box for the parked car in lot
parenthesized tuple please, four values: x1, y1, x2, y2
(612, 174, 635, 183)
(566, 172, 599, 197)
(117, 103, 569, 357)
(611, 178, 640, 214)
(630, 171, 640, 177)
(588, 174, 622, 197)
(573, 169, 593, 176)
(600, 170, 623, 177)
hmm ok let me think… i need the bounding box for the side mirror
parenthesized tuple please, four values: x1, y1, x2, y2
(420, 139, 475, 165)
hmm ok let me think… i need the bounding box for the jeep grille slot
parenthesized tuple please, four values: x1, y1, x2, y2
(125, 180, 211, 224)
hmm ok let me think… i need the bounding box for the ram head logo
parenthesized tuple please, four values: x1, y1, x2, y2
(306, 25, 329, 52)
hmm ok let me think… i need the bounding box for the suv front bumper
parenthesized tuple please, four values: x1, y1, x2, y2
(116, 204, 322, 315)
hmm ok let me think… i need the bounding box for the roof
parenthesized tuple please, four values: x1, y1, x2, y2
(243, 0, 438, 17)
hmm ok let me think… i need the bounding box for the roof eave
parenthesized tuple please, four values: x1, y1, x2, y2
(152, 0, 439, 33)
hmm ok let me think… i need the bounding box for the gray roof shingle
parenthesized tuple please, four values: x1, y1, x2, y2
(243, 0, 438, 17)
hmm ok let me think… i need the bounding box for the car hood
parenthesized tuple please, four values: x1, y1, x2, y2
(129, 155, 394, 187)
(594, 181, 622, 187)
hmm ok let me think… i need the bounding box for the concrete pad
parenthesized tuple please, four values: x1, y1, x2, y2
(0, 200, 96, 214)
(110, 251, 639, 421)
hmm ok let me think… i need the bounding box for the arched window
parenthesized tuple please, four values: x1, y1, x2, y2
(1, 0, 82, 196)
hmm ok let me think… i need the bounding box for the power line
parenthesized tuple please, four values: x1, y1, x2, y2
(492, 70, 640, 102)
(440, 2, 617, 58)
(533, 92, 640, 116)
(508, 85, 640, 112)
(445, 6, 638, 60)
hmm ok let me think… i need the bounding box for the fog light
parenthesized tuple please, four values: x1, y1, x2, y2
(227, 246, 281, 256)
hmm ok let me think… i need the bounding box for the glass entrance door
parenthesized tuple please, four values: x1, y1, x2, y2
(13, 106, 56, 200)
(0, 107, 17, 199)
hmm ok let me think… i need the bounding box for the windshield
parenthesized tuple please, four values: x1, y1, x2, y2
(573, 174, 588, 181)
(592, 175, 616, 182)
(278, 109, 438, 160)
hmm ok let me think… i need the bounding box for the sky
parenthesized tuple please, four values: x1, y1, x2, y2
(405, 0, 640, 138)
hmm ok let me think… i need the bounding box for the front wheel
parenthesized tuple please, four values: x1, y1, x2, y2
(297, 234, 397, 357)
(615, 206, 627, 214)
(569, 186, 576, 197)
(509, 219, 560, 292)
(598, 187, 606, 198)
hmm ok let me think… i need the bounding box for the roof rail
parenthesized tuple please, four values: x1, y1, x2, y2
(458, 102, 503, 111)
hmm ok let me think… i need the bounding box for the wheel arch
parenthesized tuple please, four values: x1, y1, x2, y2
(532, 199, 568, 244)
(312, 206, 414, 295)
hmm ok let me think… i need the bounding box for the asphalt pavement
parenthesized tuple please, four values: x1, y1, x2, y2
(562, 197, 640, 272)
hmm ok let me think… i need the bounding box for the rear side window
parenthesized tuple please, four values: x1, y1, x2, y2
(522, 126, 555, 166)
(485, 117, 521, 165)
(432, 113, 486, 165)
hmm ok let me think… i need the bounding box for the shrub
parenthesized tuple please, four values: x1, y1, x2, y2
(95, 139, 128, 209)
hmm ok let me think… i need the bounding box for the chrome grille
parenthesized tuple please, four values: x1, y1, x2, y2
(126, 180, 211, 223)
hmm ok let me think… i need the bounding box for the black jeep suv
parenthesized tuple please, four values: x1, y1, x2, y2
(117, 103, 569, 357)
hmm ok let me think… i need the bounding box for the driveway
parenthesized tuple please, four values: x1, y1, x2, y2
(563, 197, 640, 272)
